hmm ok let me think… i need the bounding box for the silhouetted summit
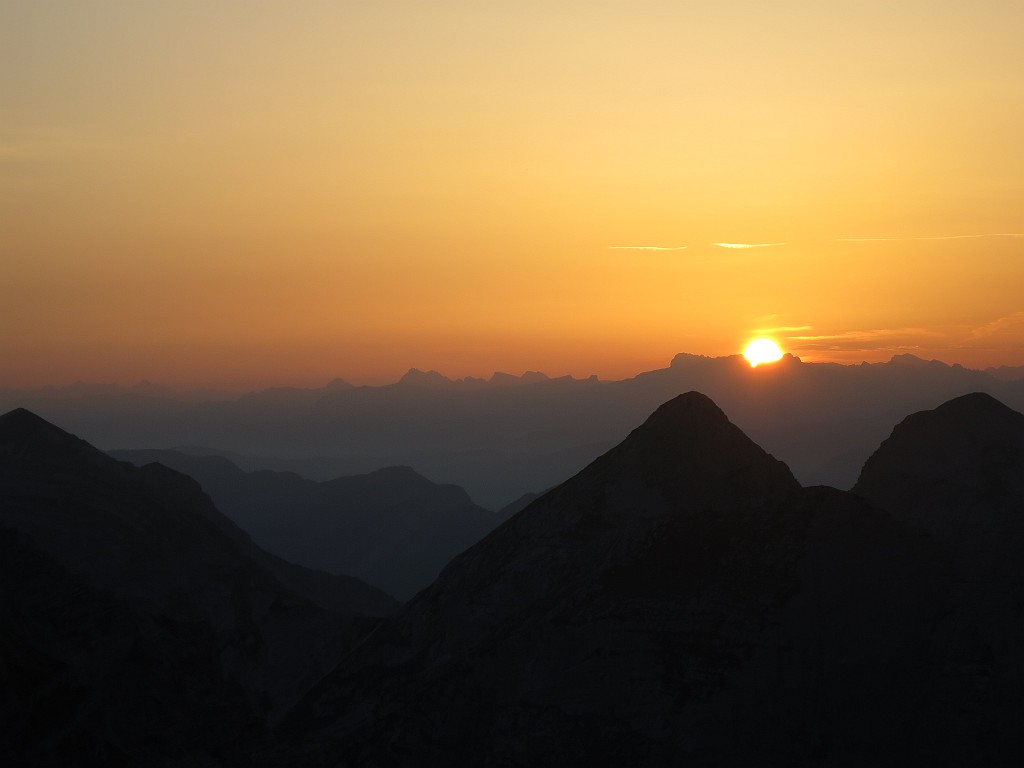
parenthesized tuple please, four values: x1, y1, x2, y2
(0, 406, 108, 469)
(8, 393, 1024, 766)
(855, 392, 1024, 536)
(851, 394, 1024, 761)
(412, 391, 801, 613)
(0, 408, 396, 766)
(397, 368, 453, 388)
(579, 391, 798, 506)
(278, 392, 959, 766)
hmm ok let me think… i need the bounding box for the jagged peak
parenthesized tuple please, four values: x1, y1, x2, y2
(884, 353, 950, 369)
(669, 352, 714, 367)
(398, 368, 453, 387)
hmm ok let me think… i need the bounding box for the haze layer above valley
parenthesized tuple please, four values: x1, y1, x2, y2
(4, 353, 1023, 509)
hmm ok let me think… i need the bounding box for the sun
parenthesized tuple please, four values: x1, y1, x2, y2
(743, 338, 783, 367)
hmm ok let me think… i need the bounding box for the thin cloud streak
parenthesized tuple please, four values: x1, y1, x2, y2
(790, 328, 937, 342)
(712, 242, 787, 249)
(608, 245, 688, 251)
(755, 325, 813, 334)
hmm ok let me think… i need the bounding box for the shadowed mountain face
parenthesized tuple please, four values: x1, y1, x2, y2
(855, 392, 1024, 537)
(0, 408, 397, 766)
(8, 393, 1024, 765)
(852, 393, 1024, 754)
(108, 450, 497, 600)
(276, 392, 1016, 767)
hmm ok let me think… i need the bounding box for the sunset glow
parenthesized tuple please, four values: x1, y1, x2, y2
(744, 339, 784, 367)
(3, 2, 1023, 389)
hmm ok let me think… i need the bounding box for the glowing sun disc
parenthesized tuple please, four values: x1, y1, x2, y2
(744, 338, 783, 367)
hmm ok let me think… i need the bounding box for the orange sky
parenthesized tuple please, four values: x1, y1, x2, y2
(3, 1, 1023, 389)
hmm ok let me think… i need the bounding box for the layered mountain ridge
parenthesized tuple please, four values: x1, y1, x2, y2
(7, 352, 1023, 508)
(4, 389, 1024, 766)
(0, 408, 397, 765)
(108, 449, 496, 599)
(276, 391, 1024, 766)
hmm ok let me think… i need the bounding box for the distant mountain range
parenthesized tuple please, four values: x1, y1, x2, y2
(108, 449, 499, 600)
(3, 353, 1022, 509)
(3, 389, 1024, 765)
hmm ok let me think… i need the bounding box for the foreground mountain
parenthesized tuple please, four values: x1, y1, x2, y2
(109, 450, 497, 599)
(855, 391, 1024, 541)
(274, 392, 1021, 766)
(0, 408, 397, 766)
(8, 392, 1024, 765)
(852, 392, 1024, 757)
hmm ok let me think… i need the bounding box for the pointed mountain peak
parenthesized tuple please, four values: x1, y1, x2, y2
(567, 392, 798, 507)
(0, 407, 109, 466)
(0, 407, 51, 432)
(2, 407, 78, 446)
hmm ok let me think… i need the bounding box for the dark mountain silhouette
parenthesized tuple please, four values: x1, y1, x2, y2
(493, 490, 542, 522)
(4, 353, 1021, 508)
(852, 393, 1024, 755)
(0, 408, 397, 766)
(855, 391, 1024, 535)
(108, 449, 496, 599)
(7, 391, 1024, 764)
(273, 392, 1022, 767)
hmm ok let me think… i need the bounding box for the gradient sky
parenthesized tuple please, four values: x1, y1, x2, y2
(3, 1, 1023, 389)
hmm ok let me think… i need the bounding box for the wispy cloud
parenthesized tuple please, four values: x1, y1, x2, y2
(788, 327, 940, 352)
(712, 242, 787, 249)
(838, 234, 1024, 242)
(608, 245, 688, 251)
(755, 325, 813, 334)
(966, 311, 1024, 341)
(790, 328, 936, 342)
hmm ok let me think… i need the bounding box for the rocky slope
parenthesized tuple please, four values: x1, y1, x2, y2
(853, 392, 1024, 761)
(0, 408, 397, 766)
(276, 393, 996, 766)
